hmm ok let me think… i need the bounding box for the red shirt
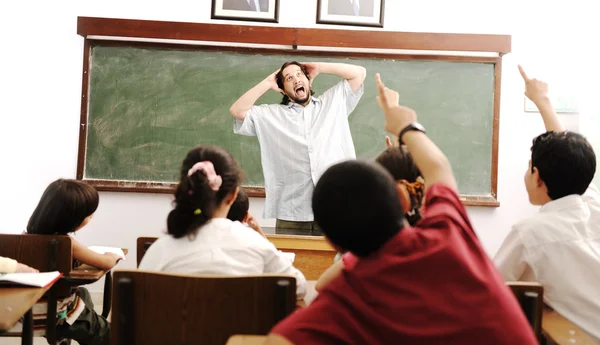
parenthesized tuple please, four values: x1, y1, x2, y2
(272, 183, 537, 345)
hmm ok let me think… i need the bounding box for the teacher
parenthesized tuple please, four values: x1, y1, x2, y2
(230, 61, 366, 235)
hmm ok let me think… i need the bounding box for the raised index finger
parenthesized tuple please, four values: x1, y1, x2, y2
(517, 64, 530, 81)
(375, 73, 388, 102)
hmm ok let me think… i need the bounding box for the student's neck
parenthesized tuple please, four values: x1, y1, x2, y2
(212, 205, 231, 219)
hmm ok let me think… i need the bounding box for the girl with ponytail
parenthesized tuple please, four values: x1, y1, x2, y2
(139, 145, 307, 298)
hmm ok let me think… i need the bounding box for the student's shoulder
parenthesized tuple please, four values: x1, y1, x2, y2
(229, 220, 273, 245)
(511, 212, 557, 245)
(144, 235, 173, 252)
(584, 183, 600, 204)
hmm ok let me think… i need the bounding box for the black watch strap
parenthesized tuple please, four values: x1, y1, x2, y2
(398, 123, 426, 145)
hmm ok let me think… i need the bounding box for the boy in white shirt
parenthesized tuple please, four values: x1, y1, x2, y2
(494, 65, 599, 340)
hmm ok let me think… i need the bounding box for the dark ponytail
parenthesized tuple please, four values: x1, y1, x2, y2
(167, 145, 242, 239)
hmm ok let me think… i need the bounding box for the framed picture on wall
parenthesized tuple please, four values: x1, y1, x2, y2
(211, 0, 279, 23)
(317, 0, 385, 27)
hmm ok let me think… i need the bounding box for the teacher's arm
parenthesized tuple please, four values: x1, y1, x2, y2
(303, 62, 366, 93)
(230, 70, 283, 121)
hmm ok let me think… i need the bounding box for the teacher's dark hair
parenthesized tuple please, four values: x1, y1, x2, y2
(276, 61, 315, 105)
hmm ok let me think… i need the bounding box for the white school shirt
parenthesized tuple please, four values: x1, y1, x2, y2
(494, 183, 600, 340)
(234, 79, 364, 221)
(139, 218, 307, 298)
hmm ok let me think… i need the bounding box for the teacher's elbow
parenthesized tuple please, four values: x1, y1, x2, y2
(229, 104, 247, 121)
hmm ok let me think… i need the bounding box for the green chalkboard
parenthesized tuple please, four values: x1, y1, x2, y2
(84, 44, 496, 196)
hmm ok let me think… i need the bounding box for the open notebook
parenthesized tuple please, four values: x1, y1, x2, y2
(88, 246, 126, 260)
(0, 271, 62, 288)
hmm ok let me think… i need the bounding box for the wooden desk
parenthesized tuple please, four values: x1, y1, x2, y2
(227, 335, 267, 345)
(543, 308, 599, 345)
(0, 285, 53, 345)
(66, 248, 129, 282)
(267, 235, 336, 280)
(65, 248, 129, 319)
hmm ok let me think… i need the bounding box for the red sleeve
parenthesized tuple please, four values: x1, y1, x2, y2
(420, 183, 478, 238)
(342, 252, 358, 269)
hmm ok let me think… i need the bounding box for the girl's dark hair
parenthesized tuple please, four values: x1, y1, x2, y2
(275, 61, 315, 105)
(167, 145, 242, 239)
(27, 179, 99, 235)
(376, 146, 425, 226)
(227, 188, 249, 222)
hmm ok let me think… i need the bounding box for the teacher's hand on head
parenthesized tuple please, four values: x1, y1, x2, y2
(264, 69, 284, 94)
(518, 64, 549, 105)
(301, 62, 321, 80)
(375, 73, 417, 135)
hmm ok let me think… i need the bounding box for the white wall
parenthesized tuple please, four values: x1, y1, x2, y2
(1, 0, 597, 291)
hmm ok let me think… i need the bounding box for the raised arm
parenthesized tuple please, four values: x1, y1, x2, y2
(303, 62, 366, 93)
(375, 73, 457, 190)
(230, 70, 283, 121)
(518, 65, 564, 132)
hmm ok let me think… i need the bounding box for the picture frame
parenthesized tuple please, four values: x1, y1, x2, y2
(317, 0, 385, 28)
(211, 0, 279, 23)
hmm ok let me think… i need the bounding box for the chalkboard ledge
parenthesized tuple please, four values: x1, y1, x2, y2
(82, 179, 499, 207)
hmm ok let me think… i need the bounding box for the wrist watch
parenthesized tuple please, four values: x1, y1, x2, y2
(398, 123, 426, 145)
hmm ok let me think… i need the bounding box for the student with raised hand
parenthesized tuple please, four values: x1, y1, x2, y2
(26, 179, 118, 345)
(264, 74, 538, 345)
(316, 137, 425, 291)
(494, 65, 600, 339)
(139, 145, 306, 298)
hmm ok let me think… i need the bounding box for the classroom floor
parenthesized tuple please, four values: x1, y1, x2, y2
(0, 292, 104, 345)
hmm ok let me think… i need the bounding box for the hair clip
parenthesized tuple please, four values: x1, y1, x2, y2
(188, 190, 193, 195)
(194, 208, 202, 215)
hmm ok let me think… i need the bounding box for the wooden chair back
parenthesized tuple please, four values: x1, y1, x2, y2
(0, 234, 73, 297)
(0, 234, 76, 343)
(111, 270, 296, 345)
(508, 281, 544, 342)
(136, 236, 158, 267)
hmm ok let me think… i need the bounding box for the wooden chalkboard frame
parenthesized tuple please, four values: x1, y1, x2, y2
(76, 16, 510, 207)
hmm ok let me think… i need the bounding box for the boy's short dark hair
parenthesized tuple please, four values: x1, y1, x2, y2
(531, 131, 596, 200)
(227, 188, 249, 222)
(312, 160, 405, 257)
